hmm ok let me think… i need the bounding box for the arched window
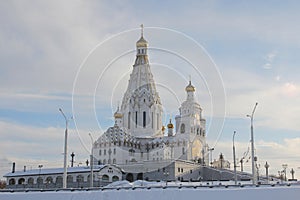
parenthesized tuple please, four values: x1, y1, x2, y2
(113, 158, 116, 164)
(112, 176, 119, 182)
(67, 175, 73, 183)
(180, 124, 185, 133)
(37, 177, 43, 185)
(99, 149, 101, 155)
(76, 175, 84, 183)
(45, 176, 53, 184)
(56, 176, 63, 184)
(102, 174, 109, 181)
(28, 177, 34, 185)
(18, 178, 25, 185)
(182, 147, 185, 155)
(8, 178, 15, 185)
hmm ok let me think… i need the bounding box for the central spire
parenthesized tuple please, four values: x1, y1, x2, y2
(120, 25, 163, 137)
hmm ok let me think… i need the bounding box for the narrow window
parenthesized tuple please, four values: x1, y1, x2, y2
(113, 148, 116, 155)
(143, 111, 146, 128)
(157, 113, 159, 130)
(104, 149, 106, 155)
(135, 111, 138, 128)
(99, 150, 101, 156)
(151, 112, 154, 129)
(128, 112, 131, 129)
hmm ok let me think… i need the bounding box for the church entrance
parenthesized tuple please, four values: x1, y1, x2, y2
(126, 173, 134, 182)
(137, 173, 143, 180)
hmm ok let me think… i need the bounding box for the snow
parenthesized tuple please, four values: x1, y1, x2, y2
(1, 181, 299, 200)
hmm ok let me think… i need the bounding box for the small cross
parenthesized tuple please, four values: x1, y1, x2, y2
(140, 24, 144, 37)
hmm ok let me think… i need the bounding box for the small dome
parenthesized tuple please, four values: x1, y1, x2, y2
(114, 112, 123, 119)
(185, 80, 195, 92)
(167, 119, 174, 129)
(114, 107, 123, 118)
(136, 36, 148, 47)
(161, 126, 165, 131)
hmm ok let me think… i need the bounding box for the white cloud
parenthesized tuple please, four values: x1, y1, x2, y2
(222, 66, 300, 131)
(262, 51, 277, 69)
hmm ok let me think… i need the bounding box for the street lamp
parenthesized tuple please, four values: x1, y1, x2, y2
(163, 171, 169, 186)
(38, 164, 43, 188)
(89, 133, 94, 188)
(264, 161, 269, 184)
(290, 168, 295, 180)
(208, 147, 214, 167)
(282, 164, 288, 181)
(246, 102, 258, 184)
(233, 131, 237, 185)
(59, 108, 69, 189)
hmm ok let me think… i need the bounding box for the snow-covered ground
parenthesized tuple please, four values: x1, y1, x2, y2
(1, 181, 299, 200)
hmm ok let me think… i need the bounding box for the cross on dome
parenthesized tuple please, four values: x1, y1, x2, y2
(185, 77, 195, 92)
(140, 24, 144, 37)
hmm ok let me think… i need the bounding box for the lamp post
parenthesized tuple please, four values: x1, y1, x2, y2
(163, 171, 169, 186)
(208, 147, 214, 167)
(89, 133, 94, 188)
(233, 131, 237, 185)
(264, 161, 269, 184)
(38, 164, 43, 188)
(246, 102, 258, 184)
(59, 108, 69, 189)
(290, 168, 295, 180)
(282, 164, 288, 181)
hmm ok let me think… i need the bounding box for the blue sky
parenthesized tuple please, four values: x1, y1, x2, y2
(1, 0, 300, 179)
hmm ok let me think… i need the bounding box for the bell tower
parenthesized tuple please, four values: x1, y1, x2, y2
(175, 79, 207, 162)
(120, 25, 163, 137)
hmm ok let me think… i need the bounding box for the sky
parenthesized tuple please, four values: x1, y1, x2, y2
(1, 0, 300, 180)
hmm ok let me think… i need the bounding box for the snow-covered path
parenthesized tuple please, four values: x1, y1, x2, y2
(1, 185, 299, 200)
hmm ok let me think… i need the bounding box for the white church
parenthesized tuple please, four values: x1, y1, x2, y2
(5, 27, 250, 188)
(92, 27, 209, 178)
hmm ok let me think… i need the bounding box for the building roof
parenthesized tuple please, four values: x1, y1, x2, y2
(4, 165, 104, 178)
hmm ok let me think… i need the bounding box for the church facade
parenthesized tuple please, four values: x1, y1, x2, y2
(92, 28, 209, 174)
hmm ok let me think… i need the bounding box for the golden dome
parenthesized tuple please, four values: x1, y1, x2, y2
(114, 112, 123, 119)
(167, 119, 174, 129)
(136, 36, 148, 47)
(114, 106, 123, 118)
(161, 126, 165, 131)
(185, 80, 195, 92)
